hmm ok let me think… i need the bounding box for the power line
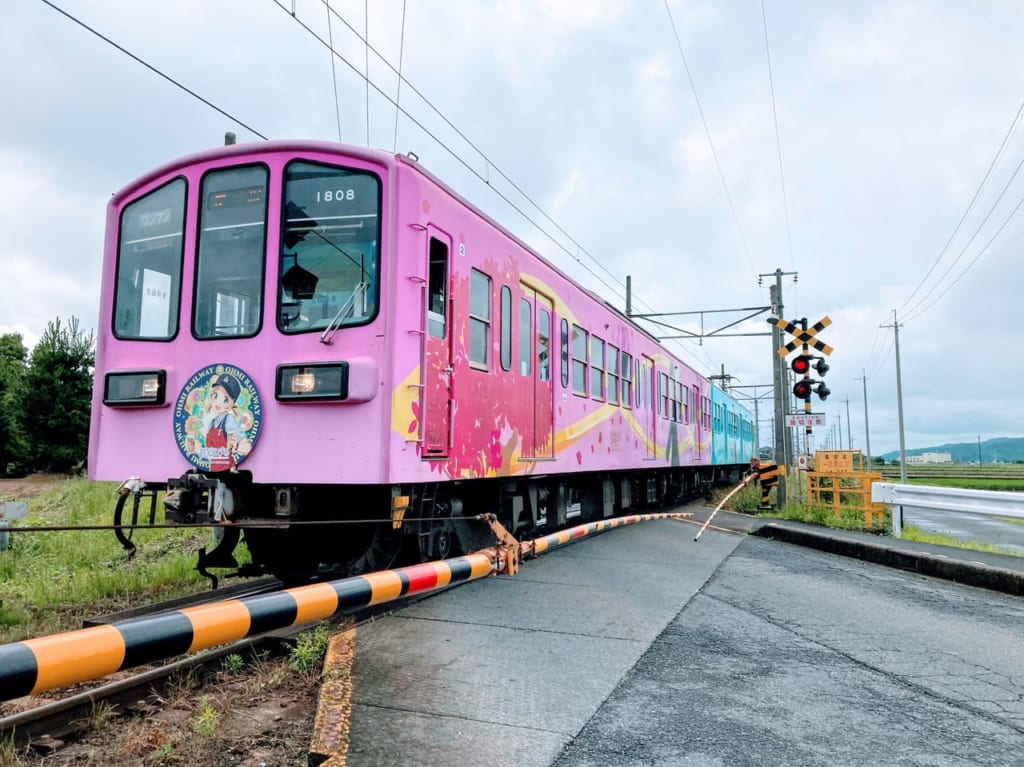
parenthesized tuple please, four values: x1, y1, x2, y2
(663, 0, 757, 278)
(897, 100, 1024, 317)
(324, 0, 343, 142)
(760, 0, 794, 271)
(279, 1, 727, 374)
(43, 0, 730, 376)
(38, 0, 268, 140)
(904, 188, 1024, 324)
(271, 1, 631, 307)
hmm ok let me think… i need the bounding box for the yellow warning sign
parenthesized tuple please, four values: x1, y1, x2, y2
(814, 450, 855, 473)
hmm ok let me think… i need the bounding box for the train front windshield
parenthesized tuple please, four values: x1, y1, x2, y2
(112, 158, 381, 341)
(279, 161, 380, 333)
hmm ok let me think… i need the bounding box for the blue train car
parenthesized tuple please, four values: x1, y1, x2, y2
(710, 383, 756, 482)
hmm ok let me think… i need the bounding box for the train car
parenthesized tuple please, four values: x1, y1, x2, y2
(89, 139, 752, 580)
(710, 383, 756, 483)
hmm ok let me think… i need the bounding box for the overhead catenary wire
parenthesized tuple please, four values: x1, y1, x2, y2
(277, 0, 725, 374)
(663, 0, 758, 279)
(325, 0, 343, 142)
(38, 0, 268, 141)
(41, 0, 730, 378)
(391, 0, 408, 153)
(760, 0, 795, 272)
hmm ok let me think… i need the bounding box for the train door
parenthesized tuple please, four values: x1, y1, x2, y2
(520, 285, 554, 458)
(694, 385, 703, 458)
(642, 355, 657, 458)
(422, 232, 452, 457)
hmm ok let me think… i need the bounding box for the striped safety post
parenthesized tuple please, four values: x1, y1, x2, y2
(0, 511, 688, 701)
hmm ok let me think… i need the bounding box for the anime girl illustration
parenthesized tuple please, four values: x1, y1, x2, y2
(181, 370, 257, 471)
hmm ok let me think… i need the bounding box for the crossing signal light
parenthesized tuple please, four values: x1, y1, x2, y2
(793, 379, 813, 400)
(791, 355, 812, 375)
(815, 358, 830, 376)
(816, 383, 831, 401)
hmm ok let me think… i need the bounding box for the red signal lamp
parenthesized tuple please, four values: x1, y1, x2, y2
(793, 379, 813, 400)
(791, 355, 812, 375)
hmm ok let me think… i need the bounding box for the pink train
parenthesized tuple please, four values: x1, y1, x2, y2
(89, 139, 754, 581)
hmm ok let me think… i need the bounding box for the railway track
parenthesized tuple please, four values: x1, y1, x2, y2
(0, 577, 402, 757)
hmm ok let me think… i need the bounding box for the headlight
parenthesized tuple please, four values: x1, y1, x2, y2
(103, 370, 167, 406)
(276, 362, 349, 401)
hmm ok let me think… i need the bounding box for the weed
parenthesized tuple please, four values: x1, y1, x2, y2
(0, 737, 21, 767)
(223, 653, 245, 675)
(289, 622, 333, 673)
(194, 695, 220, 737)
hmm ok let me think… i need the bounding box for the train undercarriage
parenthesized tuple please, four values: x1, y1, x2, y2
(114, 465, 737, 586)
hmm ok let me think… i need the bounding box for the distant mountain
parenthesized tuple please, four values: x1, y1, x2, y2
(881, 437, 1024, 463)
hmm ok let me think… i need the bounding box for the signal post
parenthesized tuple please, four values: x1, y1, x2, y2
(768, 315, 834, 497)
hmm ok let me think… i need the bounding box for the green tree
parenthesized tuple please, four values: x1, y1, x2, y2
(18, 318, 95, 473)
(0, 333, 28, 473)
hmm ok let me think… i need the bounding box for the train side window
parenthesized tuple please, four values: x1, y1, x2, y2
(518, 298, 532, 376)
(469, 269, 491, 370)
(114, 177, 186, 340)
(560, 319, 570, 387)
(500, 285, 512, 371)
(621, 352, 632, 409)
(195, 165, 267, 339)
(538, 306, 551, 382)
(427, 238, 447, 339)
(607, 345, 620, 405)
(571, 324, 587, 395)
(590, 336, 605, 402)
(671, 379, 680, 422)
(658, 373, 668, 417)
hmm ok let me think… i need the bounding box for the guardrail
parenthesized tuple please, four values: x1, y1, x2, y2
(871, 482, 1024, 538)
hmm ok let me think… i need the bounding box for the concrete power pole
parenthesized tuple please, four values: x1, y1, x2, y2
(768, 281, 787, 507)
(857, 370, 872, 465)
(883, 310, 908, 484)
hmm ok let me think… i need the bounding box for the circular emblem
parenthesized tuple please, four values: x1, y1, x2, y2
(174, 364, 263, 471)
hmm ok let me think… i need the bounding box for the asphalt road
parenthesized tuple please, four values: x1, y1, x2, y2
(345, 520, 1024, 766)
(903, 505, 1024, 554)
(554, 535, 1024, 767)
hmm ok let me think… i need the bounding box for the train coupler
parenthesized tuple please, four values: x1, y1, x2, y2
(474, 513, 531, 577)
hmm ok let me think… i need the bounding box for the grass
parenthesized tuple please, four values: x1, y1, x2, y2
(0, 476, 218, 643)
(908, 477, 1024, 492)
(901, 524, 1023, 557)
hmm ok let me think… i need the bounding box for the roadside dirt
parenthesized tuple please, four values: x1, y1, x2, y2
(0, 474, 68, 503)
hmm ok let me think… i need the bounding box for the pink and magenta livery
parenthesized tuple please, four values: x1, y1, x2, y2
(89, 139, 753, 576)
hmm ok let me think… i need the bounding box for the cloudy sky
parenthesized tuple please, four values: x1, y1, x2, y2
(3, 0, 1023, 457)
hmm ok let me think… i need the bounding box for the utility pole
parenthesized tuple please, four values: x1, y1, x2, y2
(857, 369, 872, 465)
(882, 310, 908, 483)
(978, 435, 982, 466)
(843, 397, 852, 451)
(761, 268, 798, 507)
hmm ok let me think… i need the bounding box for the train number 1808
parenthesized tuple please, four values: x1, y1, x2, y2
(315, 189, 356, 202)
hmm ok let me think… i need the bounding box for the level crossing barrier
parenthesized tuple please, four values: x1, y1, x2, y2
(0, 512, 687, 702)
